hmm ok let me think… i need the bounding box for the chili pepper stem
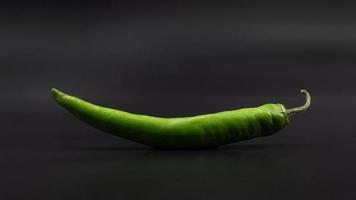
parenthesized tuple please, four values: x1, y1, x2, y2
(286, 89, 311, 117)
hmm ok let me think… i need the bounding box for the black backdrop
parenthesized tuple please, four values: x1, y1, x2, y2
(1, 1, 356, 199)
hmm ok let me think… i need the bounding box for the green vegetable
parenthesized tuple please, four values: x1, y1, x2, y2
(51, 88, 311, 149)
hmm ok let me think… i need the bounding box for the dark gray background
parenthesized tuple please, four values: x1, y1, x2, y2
(1, 1, 356, 199)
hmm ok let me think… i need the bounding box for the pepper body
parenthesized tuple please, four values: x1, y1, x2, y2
(52, 89, 291, 148)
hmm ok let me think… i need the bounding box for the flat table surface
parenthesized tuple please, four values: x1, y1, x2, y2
(1, 96, 356, 200)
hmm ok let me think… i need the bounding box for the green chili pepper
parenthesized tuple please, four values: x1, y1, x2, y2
(51, 88, 311, 149)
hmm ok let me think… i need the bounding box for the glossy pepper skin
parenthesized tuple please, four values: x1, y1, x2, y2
(51, 88, 310, 149)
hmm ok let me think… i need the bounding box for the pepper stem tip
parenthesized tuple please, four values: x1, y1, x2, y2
(286, 89, 311, 116)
